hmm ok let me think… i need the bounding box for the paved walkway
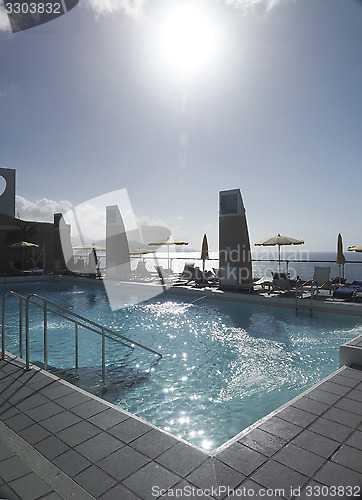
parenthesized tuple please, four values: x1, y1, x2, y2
(0, 353, 361, 500)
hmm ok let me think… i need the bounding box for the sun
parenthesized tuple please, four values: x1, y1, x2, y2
(156, 4, 218, 80)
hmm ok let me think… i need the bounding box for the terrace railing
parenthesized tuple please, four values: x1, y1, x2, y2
(2, 291, 162, 382)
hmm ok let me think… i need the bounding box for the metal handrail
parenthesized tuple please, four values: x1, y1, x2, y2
(2, 291, 162, 381)
(2, 291, 25, 360)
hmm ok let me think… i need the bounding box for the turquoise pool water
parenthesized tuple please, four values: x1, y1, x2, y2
(1, 280, 361, 450)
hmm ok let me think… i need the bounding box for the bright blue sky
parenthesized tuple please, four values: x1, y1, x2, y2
(0, 0, 361, 253)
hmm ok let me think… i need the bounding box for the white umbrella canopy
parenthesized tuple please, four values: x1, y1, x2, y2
(148, 238, 188, 269)
(348, 245, 362, 252)
(9, 241, 38, 248)
(73, 244, 106, 251)
(255, 233, 304, 272)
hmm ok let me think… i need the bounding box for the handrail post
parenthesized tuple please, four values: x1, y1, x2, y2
(43, 302, 48, 371)
(19, 297, 23, 359)
(102, 327, 105, 383)
(25, 298, 30, 370)
(75, 323, 79, 370)
(1, 294, 5, 360)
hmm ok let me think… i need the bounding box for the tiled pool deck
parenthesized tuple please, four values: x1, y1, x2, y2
(0, 349, 361, 500)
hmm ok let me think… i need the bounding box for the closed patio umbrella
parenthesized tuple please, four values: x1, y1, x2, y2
(148, 238, 188, 270)
(336, 233, 346, 282)
(201, 234, 209, 272)
(254, 234, 304, 272)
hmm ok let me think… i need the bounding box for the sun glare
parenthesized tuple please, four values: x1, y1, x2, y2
(157, 4, 218, 80)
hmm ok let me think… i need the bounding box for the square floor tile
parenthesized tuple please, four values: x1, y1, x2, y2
(331, 445, 362, 473)
(169, 480, 216, 500)
(156, 441, 208, 477)
(71, 399, 107, 418)
(342, 368, 362, 381)
(304, 389, 341, 405)
(16, 393, 49, 411)
(97, 445, 149, 481)
(335, 398, 362, 416)
(187, 458, 245, 500)
(4, 413, 34, 432)
(130, 428, 178, 459)
(123, 462, 179, 500)
(53, 449, 92, 477)
(40, 382, 75, 399)
(328, 374, 360, 388)
(259, 417, 303, 441)
(251, 460, 308, 500)
(56, 421, 101, 446)
(74, 465, 116, 497)
(18, 423, 51, 445)
(0, 456, 32, 482)
(25, 401, 63, 422)
(40, 411, 82, 433)
(323, 407, 361, 428)
(277, 406, 317, 427)
(238, 428, 287, 457)
(308, 418, 352, 442)
(345, 430, 362, 450)
(8, 473, 52, 500)
(347, 389, 362, 403)
(291, 430, 340, 458)
(274, 443, 325, 476)
(56, 391, 92, 409)
(75, 432, 124, 462)
(315, 461, 361, 487)
(291, 398, 329, 416)
(217, 442, 267, 476)
(88, 408, 129, 430)
(99, 484, 140, 500)
(35, 435, 69, 460)
(108, 417, 151, 443)
(317, 381, 351, 396)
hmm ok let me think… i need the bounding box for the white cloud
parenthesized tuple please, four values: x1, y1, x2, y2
(225, 0, 284, 12)
(83, 0, 283, 19)
(0, 84, 20, 98)
(135, 214, 169, 228)
(83, 0, 146, 19)
(16, 196, 73, 222)
(0, 5, 10, 32)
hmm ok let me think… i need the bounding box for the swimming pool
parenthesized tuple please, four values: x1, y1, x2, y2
(1, 280, 361, 450)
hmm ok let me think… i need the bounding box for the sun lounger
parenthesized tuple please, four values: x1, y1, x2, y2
(273, 272, 293, 292)
(299, 266, 331, 298)
(333, 280, 362, 301)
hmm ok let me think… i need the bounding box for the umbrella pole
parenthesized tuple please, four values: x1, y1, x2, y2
(278, 246, 281, 273)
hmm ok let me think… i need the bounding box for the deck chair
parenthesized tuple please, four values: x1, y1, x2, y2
(271, 272, 293, 293)
(333, 280, 362, 301)
(134, 260, 151, 279)
(301, 266, 331, 298)
(312, 266, 331, 296)
(176, 263, 195, 284)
